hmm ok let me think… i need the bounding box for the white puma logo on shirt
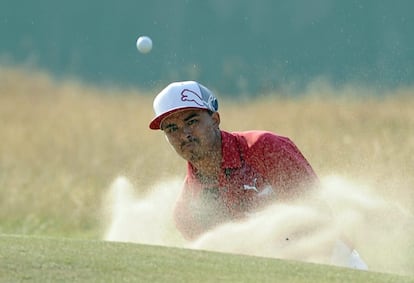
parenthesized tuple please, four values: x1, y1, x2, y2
(243, 178, 274, 197)
(243, 184, 259, 192)
(243, 178, 259, 192)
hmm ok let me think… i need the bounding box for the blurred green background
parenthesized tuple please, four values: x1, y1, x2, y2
(1, 0, 413, 95)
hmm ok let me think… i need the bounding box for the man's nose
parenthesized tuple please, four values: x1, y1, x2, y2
(181, 125, 192, 139)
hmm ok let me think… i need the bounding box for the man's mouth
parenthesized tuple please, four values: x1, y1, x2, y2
(181, 139, 197, 151)
(182, 142, 194, 150)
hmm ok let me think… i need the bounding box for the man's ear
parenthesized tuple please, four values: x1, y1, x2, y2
(211, 112, 220, 127)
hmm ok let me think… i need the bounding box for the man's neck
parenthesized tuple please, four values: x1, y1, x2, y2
(191, 132, 222, 184)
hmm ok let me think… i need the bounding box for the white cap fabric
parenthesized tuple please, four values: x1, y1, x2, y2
(149, 81, 218, 130)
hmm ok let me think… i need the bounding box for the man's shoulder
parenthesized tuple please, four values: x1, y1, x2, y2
(229, 130, 292, 148)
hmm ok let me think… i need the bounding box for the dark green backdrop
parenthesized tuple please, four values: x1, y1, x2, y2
(1, 0, 413, 95)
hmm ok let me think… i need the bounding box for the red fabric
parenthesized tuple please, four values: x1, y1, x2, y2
(173, 130, 319, 240)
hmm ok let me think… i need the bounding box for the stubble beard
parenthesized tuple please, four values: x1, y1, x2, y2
(190, 133, 221, 165)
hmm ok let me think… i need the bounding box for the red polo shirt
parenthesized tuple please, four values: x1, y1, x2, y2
(174, 130, 318, 240)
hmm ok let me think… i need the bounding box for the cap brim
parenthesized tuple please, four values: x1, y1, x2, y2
(149, 107, 205, 130)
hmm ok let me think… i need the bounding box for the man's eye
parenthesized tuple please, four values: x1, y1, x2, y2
(166, 126, 178, 133)
(187, 119, 197, 126)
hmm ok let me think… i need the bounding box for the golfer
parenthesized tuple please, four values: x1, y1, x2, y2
(149, 81, 367, 269)
(149, 81, 318, 237)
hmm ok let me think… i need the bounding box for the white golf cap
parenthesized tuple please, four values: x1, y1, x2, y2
(149, 81, 218, 130)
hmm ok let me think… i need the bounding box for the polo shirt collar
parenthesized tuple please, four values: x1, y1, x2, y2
(220, 130, 242, 169)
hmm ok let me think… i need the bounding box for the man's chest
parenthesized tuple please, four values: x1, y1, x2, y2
(217, 164, 274, 212)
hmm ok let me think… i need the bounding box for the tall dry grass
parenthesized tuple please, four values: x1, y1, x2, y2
(1, 66, 413, 238)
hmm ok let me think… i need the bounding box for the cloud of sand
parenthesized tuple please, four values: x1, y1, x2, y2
(102, 175, 413, 275)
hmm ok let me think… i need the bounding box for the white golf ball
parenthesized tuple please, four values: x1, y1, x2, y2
(136, 36, 152, 54)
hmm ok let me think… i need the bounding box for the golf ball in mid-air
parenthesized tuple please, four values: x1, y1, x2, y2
(136, 36, 152, 54)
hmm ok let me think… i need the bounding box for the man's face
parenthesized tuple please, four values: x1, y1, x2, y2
(161, 109, 220, 163)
